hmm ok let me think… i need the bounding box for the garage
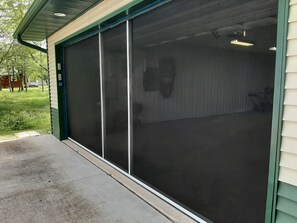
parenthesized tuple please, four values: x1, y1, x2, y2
(15, 0, 297, 222)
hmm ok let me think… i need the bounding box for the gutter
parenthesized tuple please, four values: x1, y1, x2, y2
(14, 0, 49, 53)
(17, 34, 47, 54)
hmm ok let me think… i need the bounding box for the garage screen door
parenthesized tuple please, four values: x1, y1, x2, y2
(62, 0, 279, 221)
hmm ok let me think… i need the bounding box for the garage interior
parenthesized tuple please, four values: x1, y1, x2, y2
(63, 0, 279, 222)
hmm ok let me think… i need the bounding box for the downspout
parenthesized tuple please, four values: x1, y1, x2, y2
(17, 34, 47, 54)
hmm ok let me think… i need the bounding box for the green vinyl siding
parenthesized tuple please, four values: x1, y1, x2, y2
(278, 182, 297, 202)
(277, 197, 297, 218)
(275, 182, 297, 222)
(276, 211, 297, 223)
(51, 107, 60, 139)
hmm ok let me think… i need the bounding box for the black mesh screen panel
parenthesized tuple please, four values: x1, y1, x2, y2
(102, 23, 128, 171)
(64, 34, 102, 156)
(131, 0, 277, 222)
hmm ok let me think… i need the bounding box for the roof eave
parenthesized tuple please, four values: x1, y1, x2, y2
(13, 0, 48, 40)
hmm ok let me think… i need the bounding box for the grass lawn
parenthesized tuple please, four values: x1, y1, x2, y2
(0, 87, 50, 137)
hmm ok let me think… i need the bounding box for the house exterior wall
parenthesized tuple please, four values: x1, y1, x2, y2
(275, 0, 297, 222)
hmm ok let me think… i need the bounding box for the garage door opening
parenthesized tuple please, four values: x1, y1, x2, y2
(63, 0, 279, 222)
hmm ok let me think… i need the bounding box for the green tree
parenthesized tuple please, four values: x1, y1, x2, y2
(0, 0, 31, 64)
(0, 0, 48, 91)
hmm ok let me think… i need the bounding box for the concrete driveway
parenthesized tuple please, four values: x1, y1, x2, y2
(0, 135, 172, 223)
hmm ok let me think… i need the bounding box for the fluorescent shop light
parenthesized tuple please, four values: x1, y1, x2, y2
(230, 39, 254, 47)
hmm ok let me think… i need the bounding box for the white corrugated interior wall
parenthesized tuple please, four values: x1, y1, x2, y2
(133, 44, 275, 123)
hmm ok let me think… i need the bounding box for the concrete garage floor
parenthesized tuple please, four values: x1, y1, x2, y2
(0, 135, 172, 223)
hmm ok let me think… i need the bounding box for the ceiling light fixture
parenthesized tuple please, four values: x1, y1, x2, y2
(230, 39, 254, 47)
(54, 12, 66, 17)
(269, 47, 277, 51)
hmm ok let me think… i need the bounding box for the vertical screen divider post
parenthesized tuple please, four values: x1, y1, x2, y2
(99, 32, 106, 158)
(127, 20, 133, 175)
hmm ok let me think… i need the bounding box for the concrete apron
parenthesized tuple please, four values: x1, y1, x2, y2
(0, 135, 175, 223)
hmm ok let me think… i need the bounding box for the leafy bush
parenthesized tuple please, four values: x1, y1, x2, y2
(0, 111, 32, 131)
